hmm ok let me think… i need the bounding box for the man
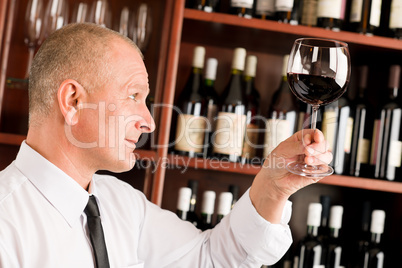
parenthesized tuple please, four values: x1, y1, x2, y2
(0, 23, 332, 267)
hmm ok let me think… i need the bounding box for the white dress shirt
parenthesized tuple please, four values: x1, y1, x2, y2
(0, 141, 292, 268)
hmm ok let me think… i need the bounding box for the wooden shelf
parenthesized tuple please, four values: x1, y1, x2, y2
(0, 132, 157, 160)
(182, 9, 402, 57)
(166, 153, 402, 194)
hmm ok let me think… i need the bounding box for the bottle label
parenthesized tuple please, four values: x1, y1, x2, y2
(231, 0, 253, 9)
(242, 123, 259, 159)
(302, 0, 318, 26)
(275, 0, 294, 11)
(264, 119, 291, 158)
(350, 0, 363, 22)
(390, 0, 402, 28)
(256, 0, 275, 14)
(317, 0, 342, 19)
(344, 117, 354, 153)
(370, 119, 381, 165)
(357, 138, 370, 164)
(388, 140, 402, 167)
(322, 110, 337, 152)
(175, 114, 207, 153)
(369, 0, 382, 27)
(213, 112, 247, 156)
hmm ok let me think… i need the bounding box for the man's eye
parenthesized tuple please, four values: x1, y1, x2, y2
(129, 93, 138, 101)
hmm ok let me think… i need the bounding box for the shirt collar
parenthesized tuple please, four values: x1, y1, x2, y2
(15, 141, 97, 227)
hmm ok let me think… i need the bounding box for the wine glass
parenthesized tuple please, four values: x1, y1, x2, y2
(40, 0, 69, 41)
(118, 6, 137, 43)
(286, 37, 351, 177)
(88, 0, 112, 28)
(24, 0, 45, 79)
(71, 2, 90, 23)
(136, 3, 152, 53)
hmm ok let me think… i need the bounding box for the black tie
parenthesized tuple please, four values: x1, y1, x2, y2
(84, 195, 110, 268)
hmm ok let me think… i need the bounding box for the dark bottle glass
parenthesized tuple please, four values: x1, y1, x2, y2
(389, 0, 402, 39)
(203, 58, 219, 158)
(264, 55, 299, 158)
(193, 0, 220, 12)
(230, 0, 254, 18)
(318, 195, 331, 241)
(349, 0, 382, 35)
(294, 203, 323, 268)
(198, 190, 216, 231)
(186, 180, 200, 227)
(254, 0, 275, 20)
(229, 184, 239, 209)
(215, 192, 233, 225)
(275, 0, 302, 24)
(333, 90, 354, 175)
(242, 55, 261, 161)
(349, 66, 374, 177)
(316, 0, 344, 30)
(174, 46, 207, 158)
(213, 48, 247, 163)
(176, 187, 192, 221)
(371, 65, 402, 181)
(350, 201, 371, 268)
(358, 210, 386, 268)
(322, 206, 344, 268)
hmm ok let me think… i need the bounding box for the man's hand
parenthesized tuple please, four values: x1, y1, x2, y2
(249, 129, 332, 223)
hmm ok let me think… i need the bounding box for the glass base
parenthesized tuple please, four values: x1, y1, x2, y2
(286, 161, 334, 177)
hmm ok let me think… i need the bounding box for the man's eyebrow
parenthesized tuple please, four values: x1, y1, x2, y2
(129, 84, 150, 95)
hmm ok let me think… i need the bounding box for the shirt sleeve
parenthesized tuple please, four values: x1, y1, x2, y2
(137, 187, 292, 268)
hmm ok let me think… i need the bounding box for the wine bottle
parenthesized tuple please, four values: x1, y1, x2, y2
(389, 0, 402, 39)
(360, 210, 386, 268)
(203, 58, 220, 157)
(187, 180, 200, 227)
(242, 55, 261, 161)
(316, 0, 344, 30)
(349, 0, 382, 35)
(350, 201, 371, 268)
(263, 54, 298, 158)
(194, 0, 220, 12)
(371, 65, 402, 180)
(174, 46, 207, 158)
(294, 203, 323, 268)
(318, 195, 331, 241)
(349, 66, 374, 177)
(230, 0, 254, 18)
(176, 187, 192, 221)
(229, 184, 239, 208)
(322, 206, 344, 268)
(333, 88, 354, 175)
(215, 192, 233, 225)
(254, 0, 275, 20)
(301, 0, 318, 26)
(198, 190, 216, 231)
(213, 48, 247, 163)
(275, 0, 295, 23)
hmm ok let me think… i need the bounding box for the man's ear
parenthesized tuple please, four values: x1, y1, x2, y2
(57, 79, 86, 126)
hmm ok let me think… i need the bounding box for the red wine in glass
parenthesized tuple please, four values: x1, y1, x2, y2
(286, 38, 351, 177)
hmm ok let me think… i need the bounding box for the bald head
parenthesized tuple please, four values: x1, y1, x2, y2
(28, 23, 143, 127)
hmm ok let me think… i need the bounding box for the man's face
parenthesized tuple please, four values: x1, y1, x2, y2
(71, 40, 155, 172)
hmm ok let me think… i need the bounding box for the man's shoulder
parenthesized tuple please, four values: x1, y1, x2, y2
(0, 161, 27, 204)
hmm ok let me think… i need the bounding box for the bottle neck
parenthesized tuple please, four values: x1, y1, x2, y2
(389, 86, 399, 100)
(205, 78, 215, 87)
(202, 213, 213, 224)
(330, 227, 340, 238)
(371, 232, 382, 244)
(189, 195, 197, 212)
(244, 75, 255, 95)
(176, 210, 187, 221)
(307, 225, 319, 237)
(231, 68, 243, 76)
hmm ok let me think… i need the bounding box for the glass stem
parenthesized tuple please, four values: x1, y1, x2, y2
(311, 105, 320, 131)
